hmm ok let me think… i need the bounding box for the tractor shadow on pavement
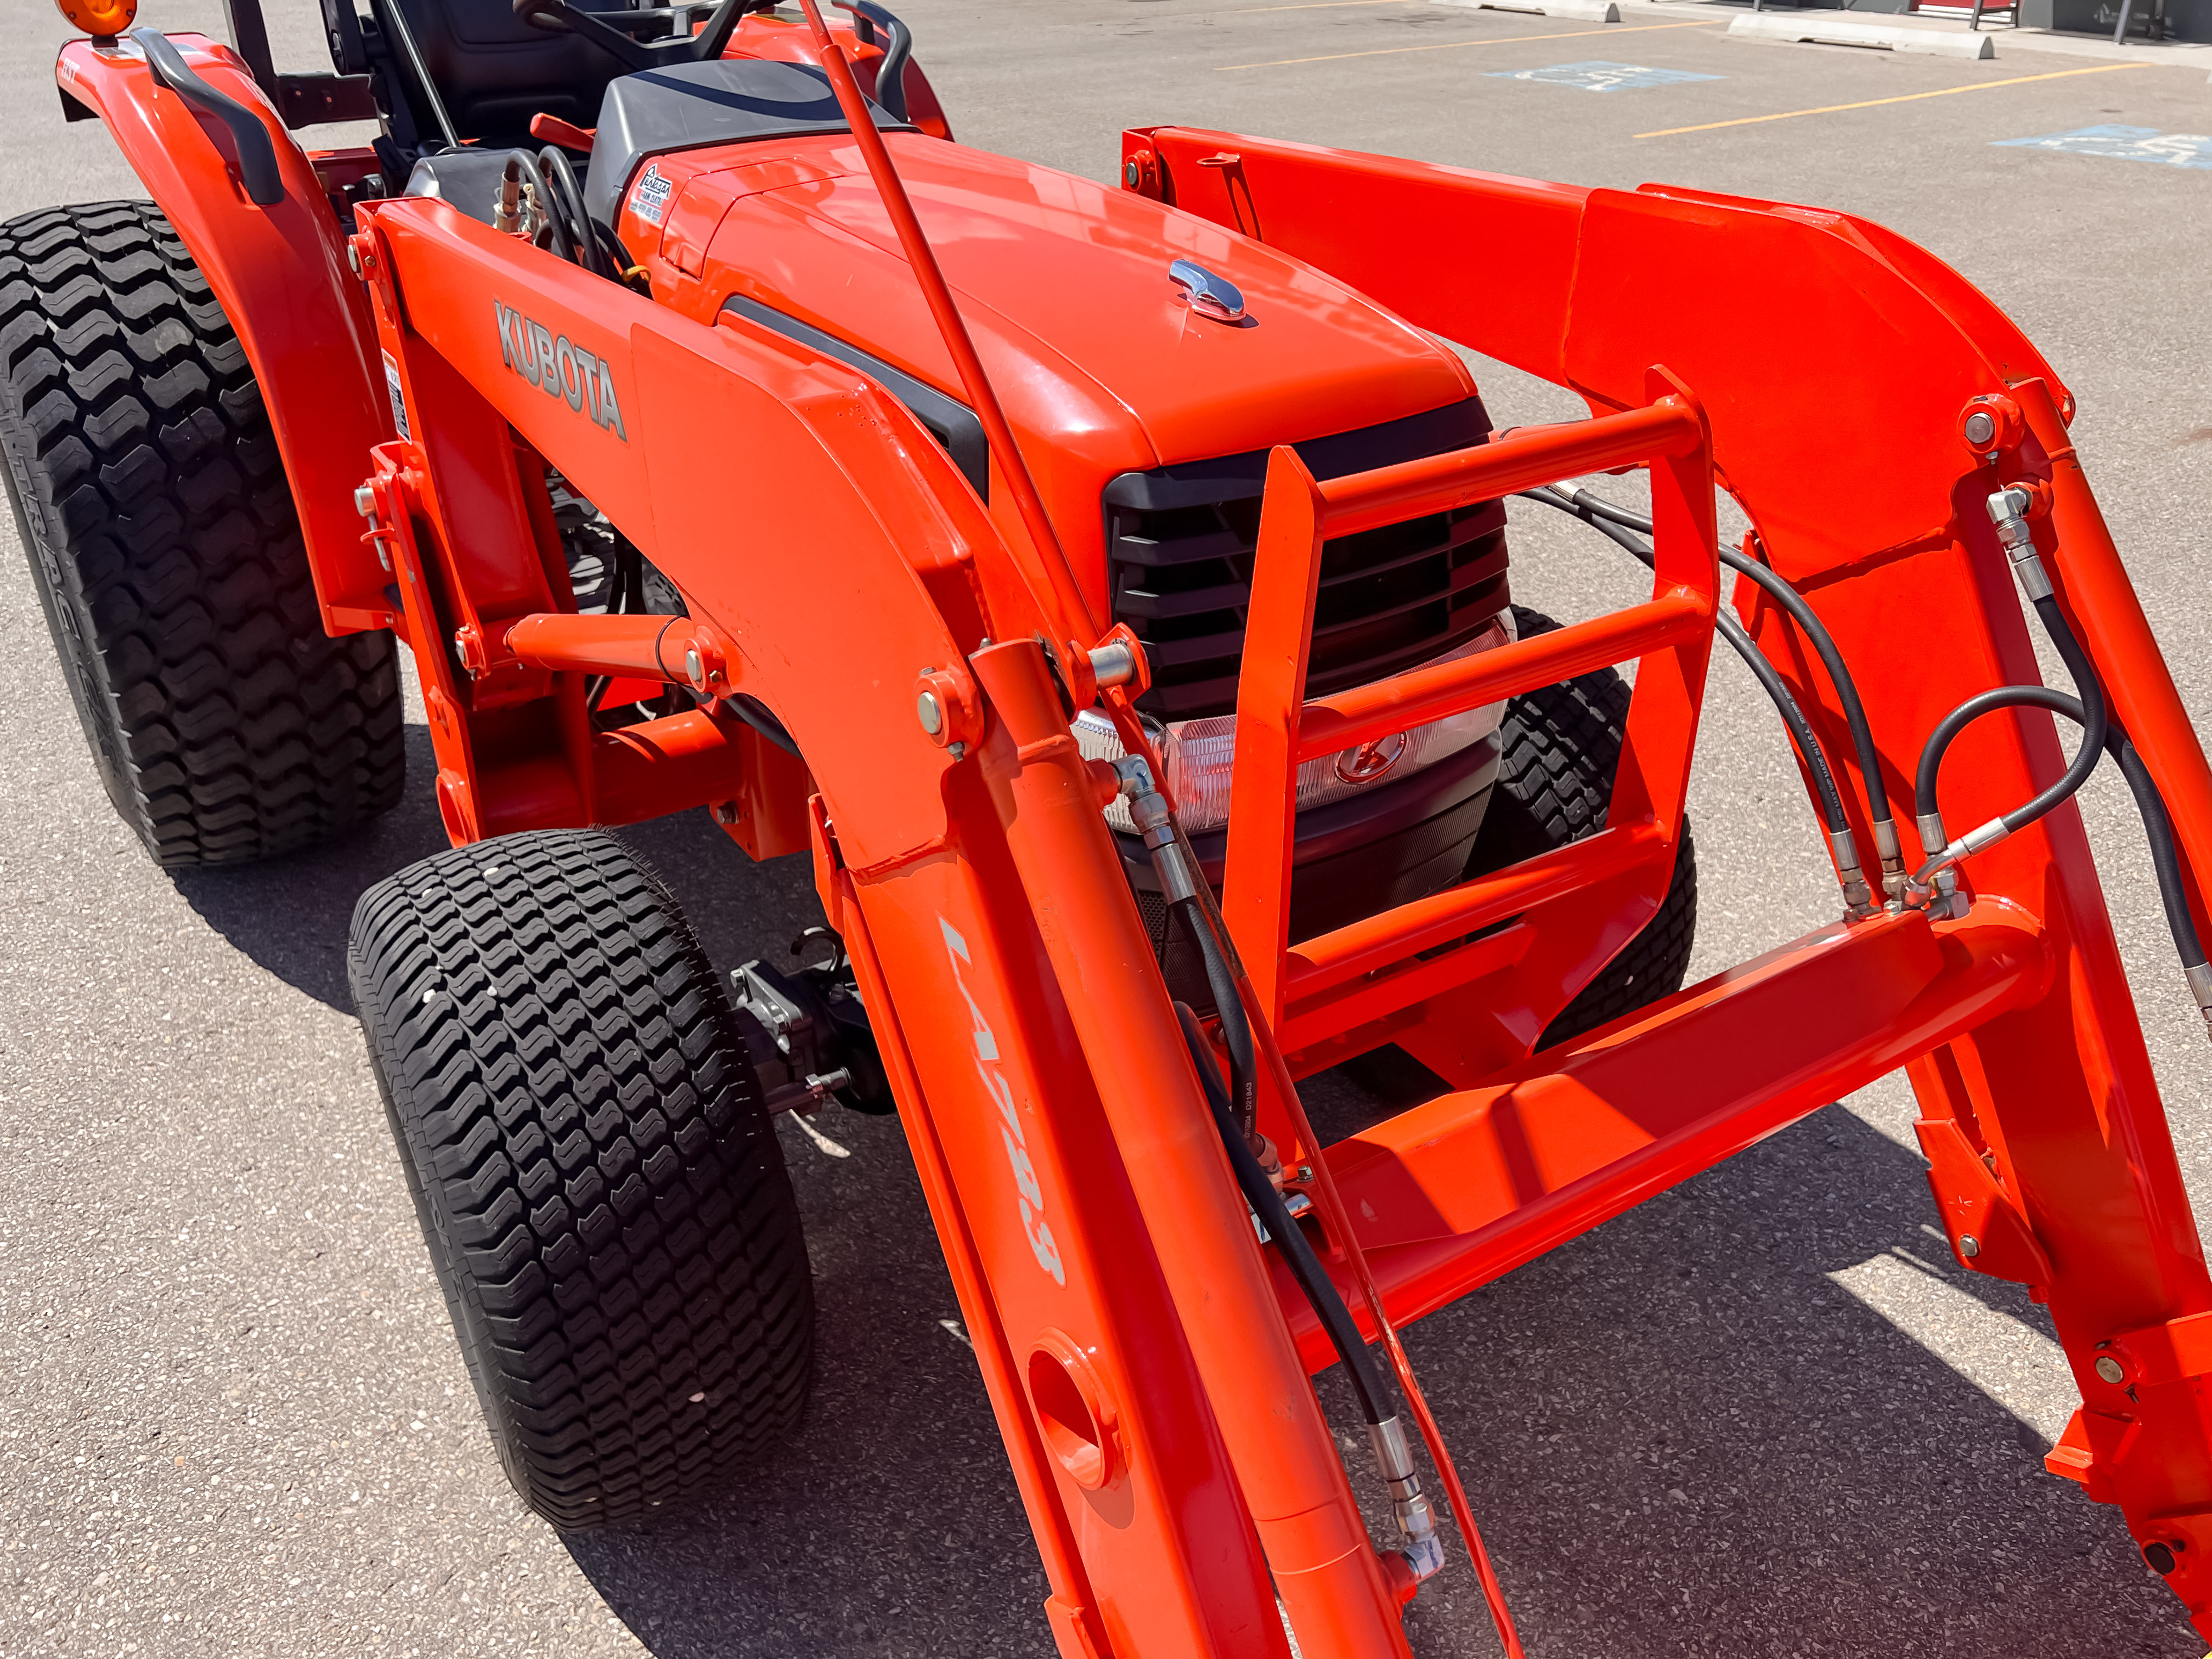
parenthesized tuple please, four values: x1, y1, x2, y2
(156, 723, 2199, 1657)
(167, 725, 836, 1013)
(558, 1076, 2198, 1658)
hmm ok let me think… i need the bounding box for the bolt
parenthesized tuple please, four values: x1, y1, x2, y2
(1957, 1234, 1981, 1259)
(1297, 1165, 1314, 1184)
(711, 800, 739, 826)
(2094, 1355, 2126, 1386)
(353, 484, 376, 517)
(1962, 409, 1996, 448)
(685, 647, 704, 689)
(916, 689, 944, 736)
(347, 242, 361, 276)
(2144, 1541, 2178, 1576)
(1125, 160, 1140, 187)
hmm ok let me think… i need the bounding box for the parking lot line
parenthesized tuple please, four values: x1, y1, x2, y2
(1634, 60, 2153, 138)
(1218, 16, 1720, 70)
(1236, 1, 1414, 11)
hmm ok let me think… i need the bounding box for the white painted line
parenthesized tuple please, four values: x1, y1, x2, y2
(1436, 0, 1622, 20)
(1728, 13, 1997, 57)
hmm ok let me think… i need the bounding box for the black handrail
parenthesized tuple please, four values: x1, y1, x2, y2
(130, 27, 285, 207)
(837, 1, 911, 123)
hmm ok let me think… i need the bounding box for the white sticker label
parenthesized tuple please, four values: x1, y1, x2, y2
(381, 349, 409, 440)
(630, 162, 673, 228)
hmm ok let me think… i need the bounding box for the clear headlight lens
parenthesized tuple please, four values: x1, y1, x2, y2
(1073, 612, 1515, 836)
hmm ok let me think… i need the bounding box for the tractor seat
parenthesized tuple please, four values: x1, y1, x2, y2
(403, 58, 911, 239)
(364, 0, 643, 145)
(581, 58, 912, 226)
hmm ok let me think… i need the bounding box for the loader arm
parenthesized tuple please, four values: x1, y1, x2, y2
(1133, 126, 2212, 1636)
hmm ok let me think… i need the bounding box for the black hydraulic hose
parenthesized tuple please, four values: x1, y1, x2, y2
(1916, 687, 2202, 975)
(1171, 996, 1391, 1427)
(1178, 893, 1258, 1144)
(1717, 610, 1850, 835)
(539, 146, 614, 280)
(1526, 485, 1895, 829)
(500, 150, 578, 268)
(1523, 487, 1851, 836)
(1915, 592, 2107, 844)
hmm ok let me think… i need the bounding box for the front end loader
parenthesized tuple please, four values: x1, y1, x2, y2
(10, 0, 2212, 1652)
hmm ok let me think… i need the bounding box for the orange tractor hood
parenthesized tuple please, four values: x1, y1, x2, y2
(661, 134, 1479, 579)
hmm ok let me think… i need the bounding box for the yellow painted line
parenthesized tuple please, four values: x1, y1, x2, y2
(1636, 59, 2154, 138)
(1218, 16, 1719, 68)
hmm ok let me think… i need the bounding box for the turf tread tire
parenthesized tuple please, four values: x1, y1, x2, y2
(349, 829, 814, 1530)
(0, 201, 403, 867)
(1469, 606, 1698, 1048)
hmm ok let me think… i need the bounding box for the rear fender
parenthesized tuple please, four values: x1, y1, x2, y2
(54, 33, 391, 633)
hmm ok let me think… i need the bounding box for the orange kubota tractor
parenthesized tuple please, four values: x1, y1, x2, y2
(10, 0, 2212, 1652)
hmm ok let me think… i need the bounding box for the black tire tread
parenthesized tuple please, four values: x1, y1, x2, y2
(0, 200, 402, 866)
(1469, 606, 1699, 1048)
(348, 829, 814, 1530)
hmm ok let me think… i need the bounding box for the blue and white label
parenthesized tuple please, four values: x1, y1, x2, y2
(630, 161, 674, 226)
(1994, 126, 2212, 170)
(1489, 61, 1722, 93)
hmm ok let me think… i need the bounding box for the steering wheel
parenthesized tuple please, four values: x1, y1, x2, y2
(511, 0, 758, 72)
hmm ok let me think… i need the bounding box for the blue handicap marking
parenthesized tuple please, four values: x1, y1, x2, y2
(1488, 61, 1722, 93)
(1993, 125, 2212, 170)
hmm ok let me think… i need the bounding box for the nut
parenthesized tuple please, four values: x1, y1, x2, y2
(1957, 1234, 1981, 1259)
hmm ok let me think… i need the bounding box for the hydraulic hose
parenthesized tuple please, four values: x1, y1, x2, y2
(1914, 591, 2107, 860)
(539, 146, 614, 281)
(1526, 484, 1905, 888)
(1169, 989, 1389, 1426)
(1521, 486, 1869, 906)
(1120, 764, 1520, 1638)
(495, 150, 579, 267)
(1916, 687, 2205, 992)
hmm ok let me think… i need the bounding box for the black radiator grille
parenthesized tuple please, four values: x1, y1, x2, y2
(1105, 399, 1511, 722)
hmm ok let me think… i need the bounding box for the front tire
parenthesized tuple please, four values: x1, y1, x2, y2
(1468, 606, 1699, 1048)
(348, 830, 815, 1528)
(0, 201, 404, 867)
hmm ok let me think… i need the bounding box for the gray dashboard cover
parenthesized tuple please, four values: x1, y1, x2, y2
(584, 58, 913, 226)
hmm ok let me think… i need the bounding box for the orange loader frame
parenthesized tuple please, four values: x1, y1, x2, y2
(56, 21, 2212, 1656)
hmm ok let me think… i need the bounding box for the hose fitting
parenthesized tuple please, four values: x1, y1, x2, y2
(1829, 827, 1876, 917)
(1872, 816, 1908, 907)
(2188, 962, 2212, 1042)
(1989, 488, 2053, 602)
(1369, 1415, 1446, 1582)
(1118, 757, 1207, 906)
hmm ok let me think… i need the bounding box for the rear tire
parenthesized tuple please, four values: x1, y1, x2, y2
(349, 830, 815, 1529)
(1468, 606, 1699, 1048)
(0, 201, 403, 867)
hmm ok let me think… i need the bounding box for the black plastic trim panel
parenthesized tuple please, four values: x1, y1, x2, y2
(721, 295, 988, 501)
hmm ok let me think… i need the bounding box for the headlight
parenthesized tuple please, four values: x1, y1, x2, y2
(1073, 612, 1515, 836)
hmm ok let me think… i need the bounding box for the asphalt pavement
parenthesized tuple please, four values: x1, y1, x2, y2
(2, 1, 2209, 1655)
